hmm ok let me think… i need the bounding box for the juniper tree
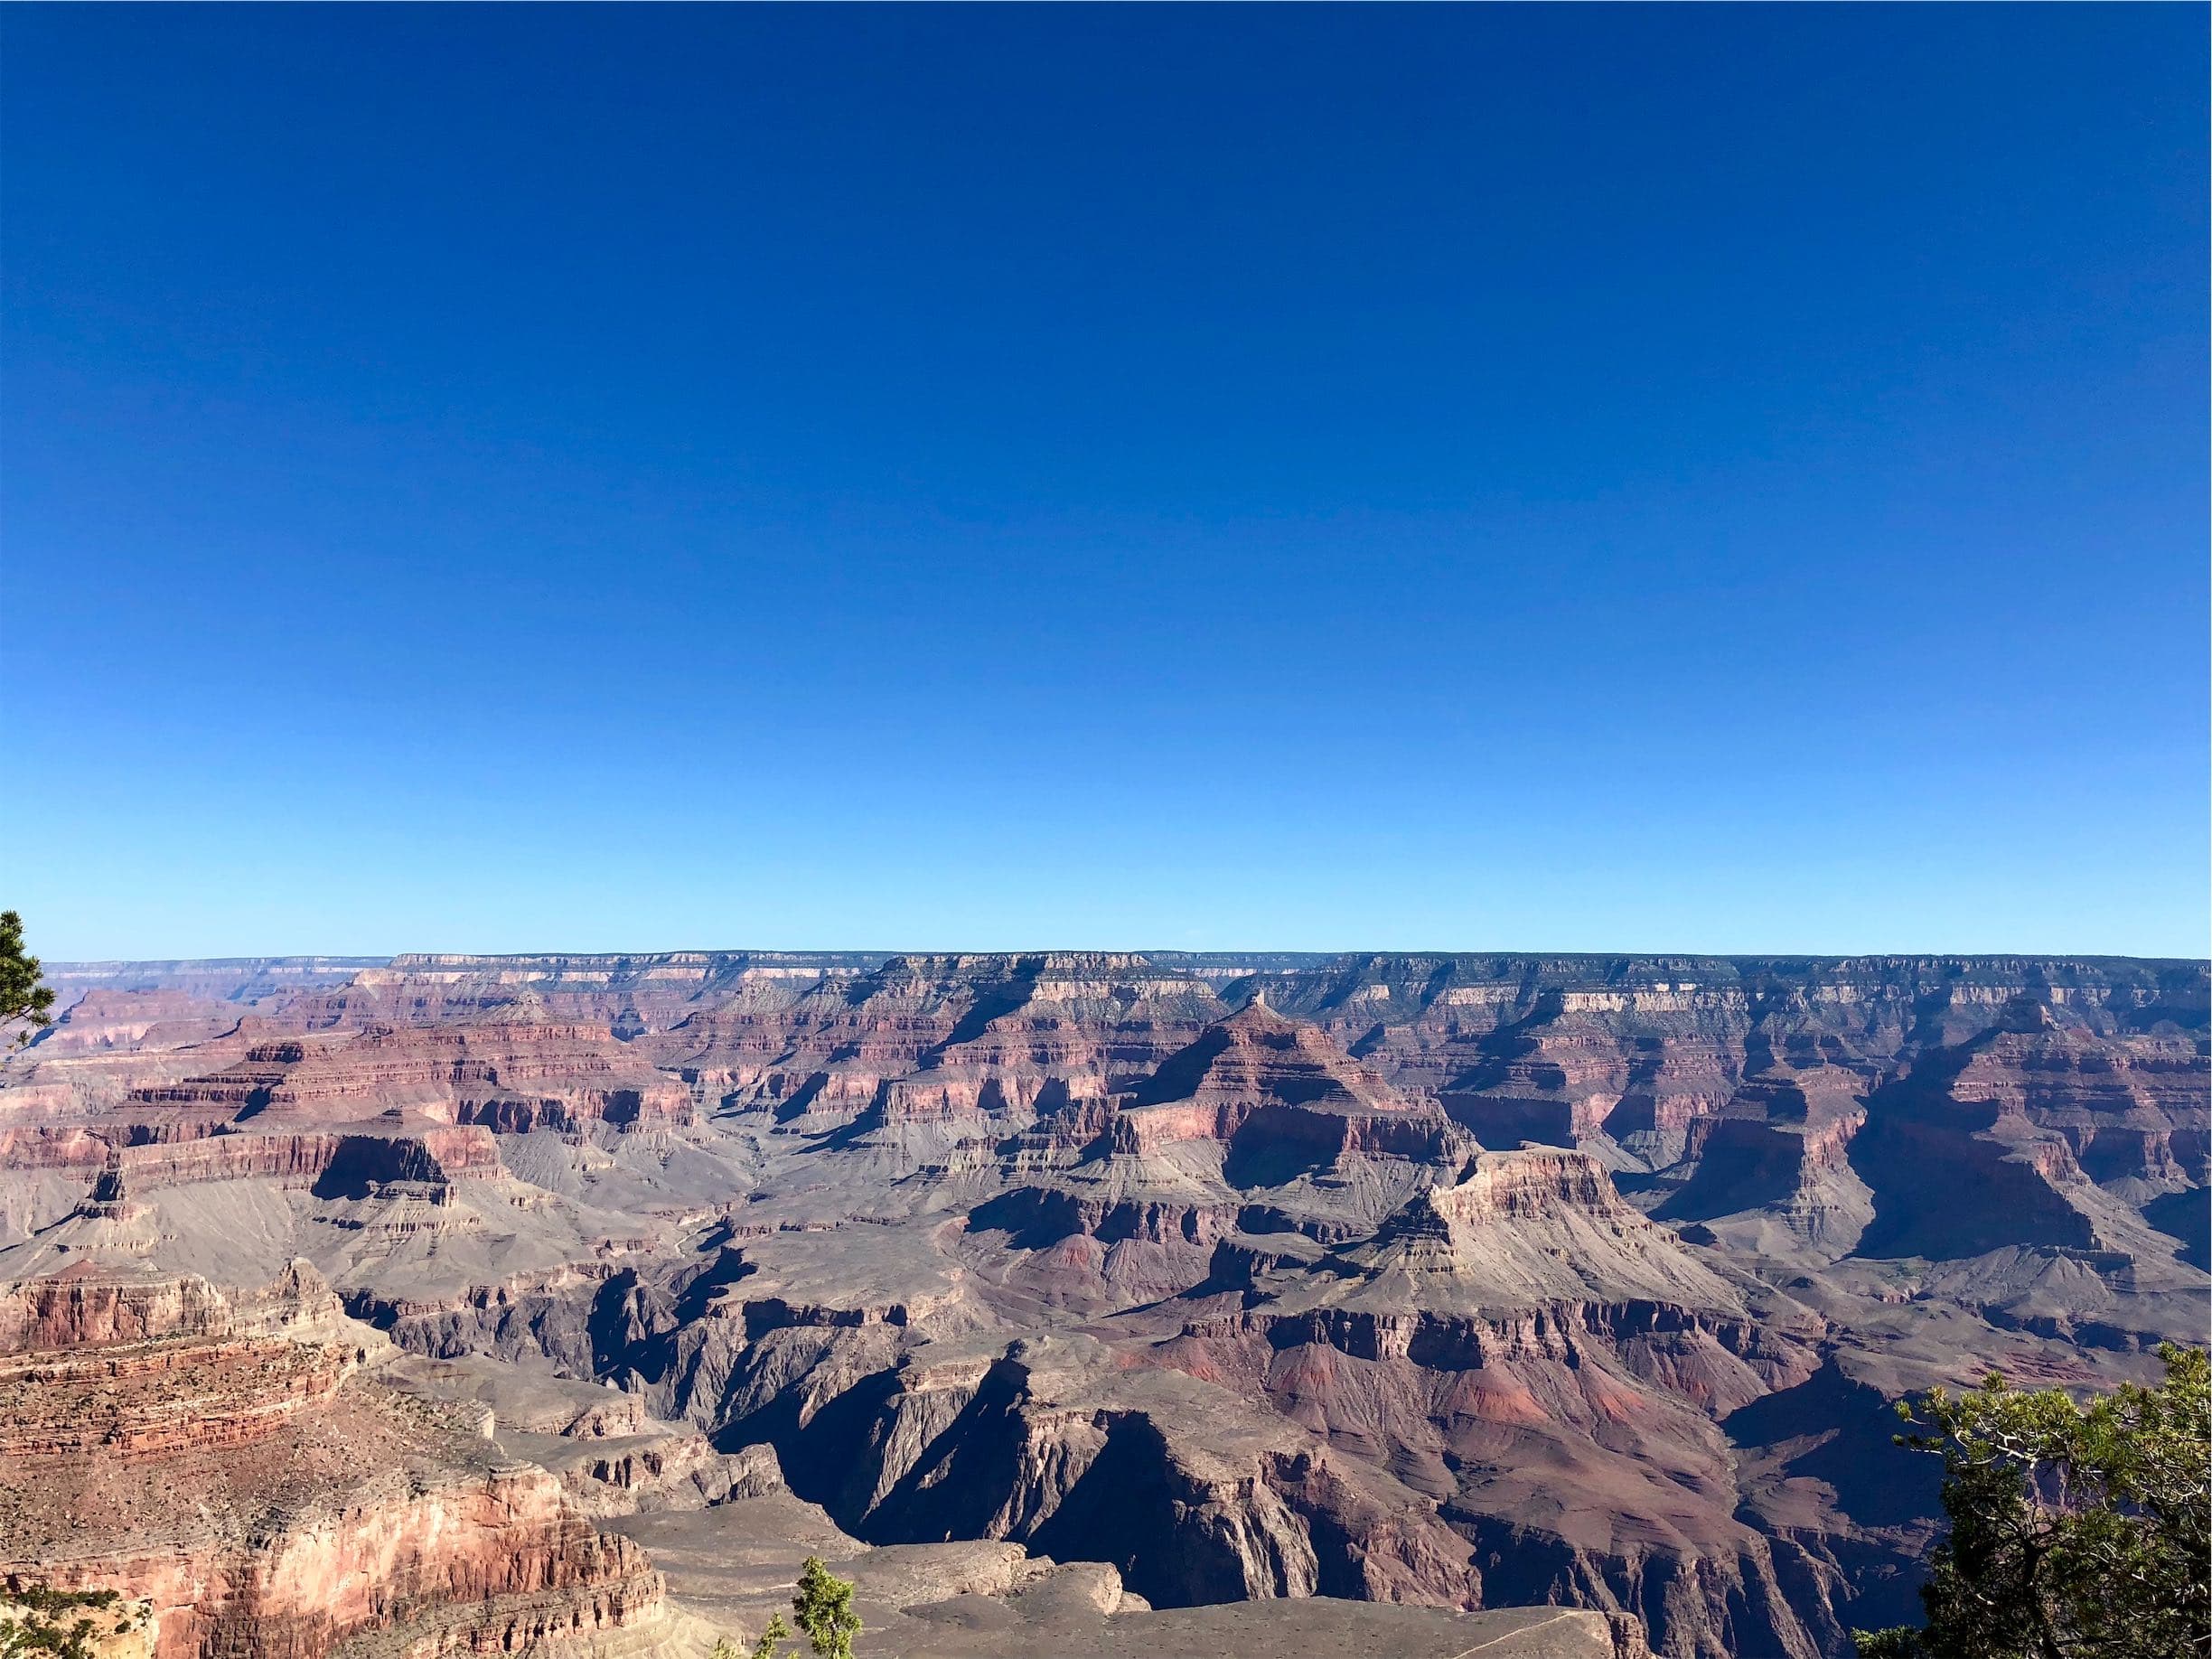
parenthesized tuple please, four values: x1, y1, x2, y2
(0, 912, 52, 1046)
(792, 1558, 860, 1659)
(1855, 1343, 2210, 1659)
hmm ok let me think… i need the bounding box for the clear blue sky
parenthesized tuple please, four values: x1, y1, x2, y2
(5, 5, 2205, 961)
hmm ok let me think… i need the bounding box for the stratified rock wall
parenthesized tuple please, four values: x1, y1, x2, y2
(0, 1262, 673, 1659)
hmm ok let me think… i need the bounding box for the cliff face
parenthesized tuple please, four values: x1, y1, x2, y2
(647, 953, 1231, 1135)
(124, 1005, 689, 1135)
(0, 1261, 675, 1659)
(1, 949, 2203, 1659)
(33, 990, 243, 1057)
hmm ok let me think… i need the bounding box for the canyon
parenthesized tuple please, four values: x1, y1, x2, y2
(1, 948, 2203, 1659)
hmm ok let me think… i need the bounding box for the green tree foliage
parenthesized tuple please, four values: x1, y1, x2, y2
(1855, 1343, 2210, 1659)
(792, 1558, 860, 1659)
(0, 913, 53, 1046)
(716, 1577, 834, 1659)
(0, 1582, 142, 1659)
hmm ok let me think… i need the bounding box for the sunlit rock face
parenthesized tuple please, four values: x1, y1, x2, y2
(2, 950, 2202, 1658)
(0, 1259, 675, 1659)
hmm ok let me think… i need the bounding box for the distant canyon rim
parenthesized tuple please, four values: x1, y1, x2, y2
(1, 947, 2203, 1659)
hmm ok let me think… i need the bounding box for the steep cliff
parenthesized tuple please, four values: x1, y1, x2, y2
(0, 1261, 678, 1659)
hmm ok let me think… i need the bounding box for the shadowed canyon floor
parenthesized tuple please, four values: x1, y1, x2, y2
(2, 950, 2203, 1658)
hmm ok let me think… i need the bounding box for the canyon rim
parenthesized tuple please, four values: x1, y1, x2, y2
(0, 947, 2202, 1657)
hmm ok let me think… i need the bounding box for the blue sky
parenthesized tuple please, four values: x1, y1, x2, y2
(5, 5, 2205, 961)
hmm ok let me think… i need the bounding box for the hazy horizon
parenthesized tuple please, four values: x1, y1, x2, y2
(36, 941, 2212, 970)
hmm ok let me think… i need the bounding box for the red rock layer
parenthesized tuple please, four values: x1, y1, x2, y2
(0, 1262, 668, 1659)
(1111, 999, 1465, 1160)
(127, 1015, 689, 1135)
(651, 952, 1229, 1126)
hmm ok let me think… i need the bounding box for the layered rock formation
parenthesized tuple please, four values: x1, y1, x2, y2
(1, 949, 2201, 1659)
(127, 999, 691, 1134)
(0, 1260, 677, 1658)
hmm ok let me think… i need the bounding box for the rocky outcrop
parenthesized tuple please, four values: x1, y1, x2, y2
(0, 1259, 238, 1355)
(654, 953, 1229, 1140)
(112, 1124, 502, 1192)
(670, 1327, 1485, 1614)
(1296, 1148, 1748, 1314)
(31, 990, 243, 1057)
(128, 1006, 691, 1135)
(0, 1261, 675, 1659)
